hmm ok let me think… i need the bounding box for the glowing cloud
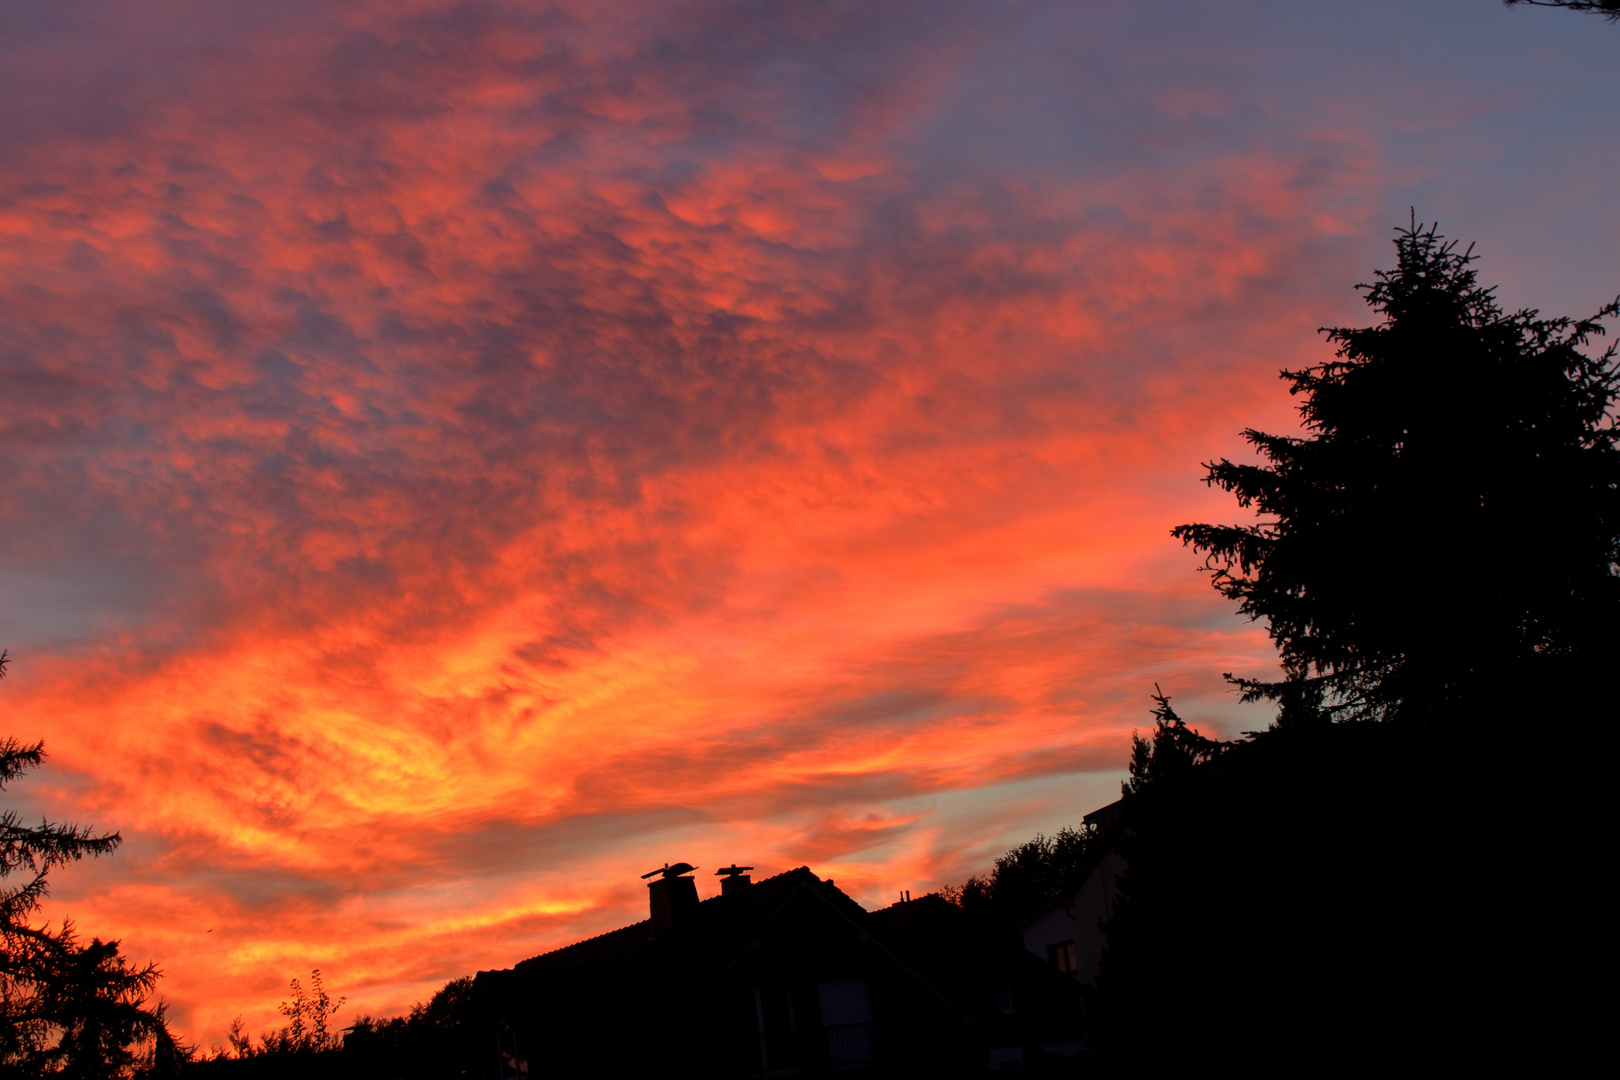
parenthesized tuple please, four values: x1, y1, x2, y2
(1, 0, 1614, 1044)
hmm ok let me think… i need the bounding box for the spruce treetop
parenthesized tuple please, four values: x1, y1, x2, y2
(1174, 221, 1620, 722)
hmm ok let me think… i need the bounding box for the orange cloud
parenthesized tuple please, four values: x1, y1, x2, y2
(4, 0, 1606, 1048)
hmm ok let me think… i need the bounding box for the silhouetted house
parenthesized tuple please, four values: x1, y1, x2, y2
(475, 864, 1081, 1076)
(869, 890, 1084, 1072)
(1017, 800, 1126, 987)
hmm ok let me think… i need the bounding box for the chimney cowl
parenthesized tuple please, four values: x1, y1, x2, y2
(717, 864, 753, 895)
(645, 863, 699, 932)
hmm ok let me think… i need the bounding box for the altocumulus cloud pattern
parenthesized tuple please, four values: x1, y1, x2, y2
(0, 0, 1614, 1043)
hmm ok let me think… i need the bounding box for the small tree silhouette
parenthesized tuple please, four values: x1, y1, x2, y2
(1119, 686, 1229, 797)
(0, 652, 182, 1077)
(245, 970, 346, 1055)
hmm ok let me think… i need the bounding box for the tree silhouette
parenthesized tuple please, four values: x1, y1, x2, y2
(0, 652, 182, 1077)
(1087, 223, 1615, 1068)
(941, 825, 1096, 930)
(341, 977, 489, 1078)
(1504, 0, 1620, 21)
(1085, 686, 1468, 1067)
(263, 970, 345, 1055)
(1119, 686, 1228, 796)
(1173, 221, 1620, 724)
(212, 970, 347, 1062)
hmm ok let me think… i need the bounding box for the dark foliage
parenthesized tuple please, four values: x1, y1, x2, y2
(942, 825, 1097, 933)
(0, 653, 184, 1078)
(1087, 712, 1490, 1068)
(1504, 0, 1620, 21)
(1120, 686, 1228, 797)
(213, 970, 345, 1058)
(1085, 225, 1615, 1067)
(1173, 221, 1620, 723)
(1084, 685, 1602, 1068)
(187, 975, 485, 1080)
(340, 976, 486, 1079)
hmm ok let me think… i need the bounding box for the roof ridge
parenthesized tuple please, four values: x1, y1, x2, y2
(514, 866, 818, 968)
(514, 916, 653, 968)
(696, 865, 814, 905)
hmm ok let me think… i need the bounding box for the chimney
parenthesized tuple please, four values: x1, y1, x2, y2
(716, 864, 753, 896)
(642, 863, 699, 932)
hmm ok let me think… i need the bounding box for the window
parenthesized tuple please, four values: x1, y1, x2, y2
(1048, 940, 1077, 974)
(496, 1020, 528, 1079)
(754, 986, 798, 1073)
(818, 980, 873, 1067)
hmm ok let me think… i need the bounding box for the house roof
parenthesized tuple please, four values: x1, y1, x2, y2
(476, 865, 1082, 1069)
(474, 866, 880, 1064)
(867, 893, 947, 935)
(1014, 889, 1075, 932)
(1081, 797, 1125, 833)
(503, 866, 865, 986)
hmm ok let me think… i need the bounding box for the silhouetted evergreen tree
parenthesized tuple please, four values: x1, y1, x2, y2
(1174, 220, 1620, 723)
(0, 653, 183, 1078)
(1085, 225, 1614, 1068)
(1119, 686, 1228, 796)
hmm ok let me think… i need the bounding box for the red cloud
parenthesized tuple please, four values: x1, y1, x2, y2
(5, 0, 1567, 1046)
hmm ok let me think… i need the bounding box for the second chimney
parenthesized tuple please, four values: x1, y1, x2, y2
(716, 864, 753, 896)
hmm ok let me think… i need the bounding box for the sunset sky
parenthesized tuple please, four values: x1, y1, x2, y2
(2, 0, 1615, 1047)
